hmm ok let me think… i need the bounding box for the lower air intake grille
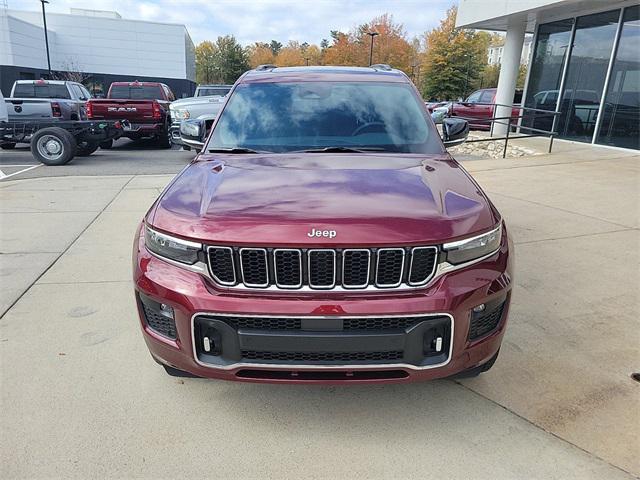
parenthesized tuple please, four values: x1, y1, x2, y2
(241, 350, 404, 363)
(142, 304, 177, 339)
(469, 301, 506, 340)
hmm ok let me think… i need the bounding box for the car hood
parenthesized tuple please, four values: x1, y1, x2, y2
(171, 96, 225, 108)
(150, 153, 499, 246)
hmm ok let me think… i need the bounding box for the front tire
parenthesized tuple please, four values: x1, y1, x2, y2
(30, 127, 77, 166)
(1, 143, 16, 150)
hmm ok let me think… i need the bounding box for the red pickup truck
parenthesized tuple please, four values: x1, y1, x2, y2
(450, 88, 523, 130)
(86, 81, 174, 148)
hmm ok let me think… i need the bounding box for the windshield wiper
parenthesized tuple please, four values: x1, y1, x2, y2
(207, 147, 263, 154)
(299, 146, 387, 153)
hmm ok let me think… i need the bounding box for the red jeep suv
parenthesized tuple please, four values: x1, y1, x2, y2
(133, 65, 514, 384)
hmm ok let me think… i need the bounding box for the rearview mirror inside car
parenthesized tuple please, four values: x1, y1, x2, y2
(442, 118, 469, 148)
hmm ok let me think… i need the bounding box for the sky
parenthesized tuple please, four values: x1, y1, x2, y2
(10, 0, 456, 45)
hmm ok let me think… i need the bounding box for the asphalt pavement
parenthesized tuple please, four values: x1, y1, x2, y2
(0, 138, 193, 180)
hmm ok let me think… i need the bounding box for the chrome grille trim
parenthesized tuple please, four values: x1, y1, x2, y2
(407, 246, 439, 286)
(206, 246, 236, 286)
(341, 249, 371, 289)
(204, 246, 442, 292)
(239, 248, 269, 288)
(375, 248, 405, 288)
(307, 249, 336, 289)
(273, 248, 303, 289)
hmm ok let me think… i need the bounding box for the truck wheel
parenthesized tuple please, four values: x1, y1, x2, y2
(156, 120, 172, 149)
(99, 139, 113, 149)
(30, 127, 77, 166)
(1, 143, 16, 150)
(76, 140, 100, 156)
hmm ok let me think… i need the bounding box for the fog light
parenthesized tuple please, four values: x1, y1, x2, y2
(473, 304, 486, 313)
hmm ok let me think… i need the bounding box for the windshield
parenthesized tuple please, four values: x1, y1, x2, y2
(207, 81, 441, 153)
(197, 87, 231, 97)
(14, 83, 71, 99)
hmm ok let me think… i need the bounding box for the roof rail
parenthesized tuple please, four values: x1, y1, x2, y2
(255, 64, 277, 71)
(370, 64, 392, 71)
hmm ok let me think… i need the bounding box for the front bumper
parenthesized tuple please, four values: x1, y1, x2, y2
(169, 123, 184, 146)
(133, 224, 514, 384)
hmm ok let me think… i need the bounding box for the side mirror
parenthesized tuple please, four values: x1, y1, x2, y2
(442, 118, 469, 148)
(180, 119, 206, 150)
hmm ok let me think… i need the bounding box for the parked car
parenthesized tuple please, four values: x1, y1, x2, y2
(86, 81, 174, 148)
(0, 89, 7, 123)
(450, 88, 523, 129)
(169, 96, 225, 148)
(5, 79, 92, 121)
(133, 65, 513, 383)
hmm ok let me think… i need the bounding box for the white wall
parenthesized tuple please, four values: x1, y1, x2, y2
(1, 9, 194, 80)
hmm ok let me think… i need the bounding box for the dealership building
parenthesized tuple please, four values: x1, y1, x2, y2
(0, 7, 196, 98)
(458, 0, 639, 150)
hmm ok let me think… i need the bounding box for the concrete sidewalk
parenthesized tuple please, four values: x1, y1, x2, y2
(0, 144, 638, 479)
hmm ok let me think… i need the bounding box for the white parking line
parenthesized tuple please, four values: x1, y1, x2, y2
(0, 164, 42, 180)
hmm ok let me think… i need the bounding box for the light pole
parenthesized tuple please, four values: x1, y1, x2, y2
(463, 53, 472, 99)
(40, 0, 52, 77)
(366, 31, 379, 66)
(304, 57, 309, 66)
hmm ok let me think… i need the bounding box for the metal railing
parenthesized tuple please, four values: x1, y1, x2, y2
(448, 103, 562, 158)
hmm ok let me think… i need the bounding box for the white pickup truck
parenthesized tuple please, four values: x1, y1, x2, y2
(4, 80, 92, 121)
(168, 84, 232, 149)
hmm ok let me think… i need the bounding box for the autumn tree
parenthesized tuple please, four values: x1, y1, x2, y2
(195, 41, 219, 84)
(421, 6, 489, 100)
(357, 14, 414, 73)
(247, 42, 275, 68)
(322, 15, 414, 74)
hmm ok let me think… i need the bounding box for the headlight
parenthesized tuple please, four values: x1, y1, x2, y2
(443, 224, 502, 265)
(144, 225, 201, 265)
(176, 109, 190, 120)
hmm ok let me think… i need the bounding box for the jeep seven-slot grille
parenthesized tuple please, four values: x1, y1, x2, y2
(207, 246, 438, 291)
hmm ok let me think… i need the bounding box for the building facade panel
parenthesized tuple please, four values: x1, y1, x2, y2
(0, 8, 196, 98)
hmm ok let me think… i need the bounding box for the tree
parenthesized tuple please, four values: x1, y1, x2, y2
(247, 42, 275, 68)
(195, 41, 218, 84)
(356, 14, 414, 73)
(269, 40, 283, 56)
(421, 6, 489, 100)
(215, 35, 250, 84)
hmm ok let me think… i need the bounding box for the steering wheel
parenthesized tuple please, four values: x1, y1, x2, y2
(351, 122, 387, 136)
